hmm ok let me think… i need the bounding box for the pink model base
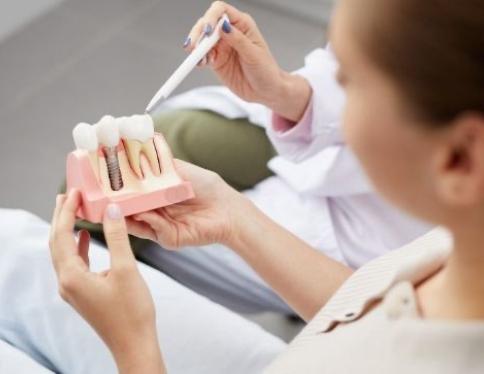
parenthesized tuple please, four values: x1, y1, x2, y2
(66, 134, 195, 224)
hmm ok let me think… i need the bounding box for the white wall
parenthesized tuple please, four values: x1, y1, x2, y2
(246, 0, 334, 24)
(0, 0, 66, 42)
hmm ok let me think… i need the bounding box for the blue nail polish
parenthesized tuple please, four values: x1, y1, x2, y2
(222, 19, 231, 33)
(204, 23, 213, 36)
(183, 36, 191, 48)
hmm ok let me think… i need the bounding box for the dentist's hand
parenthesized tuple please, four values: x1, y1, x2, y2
(49, 190, 165, 374)
(126, 159, 249, 250)
(185, 1, 312, 122)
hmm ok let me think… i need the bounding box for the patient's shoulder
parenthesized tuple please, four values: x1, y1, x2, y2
(309, 228, 452, 333)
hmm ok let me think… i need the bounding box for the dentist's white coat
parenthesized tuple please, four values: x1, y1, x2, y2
(159, 47, 431, 269)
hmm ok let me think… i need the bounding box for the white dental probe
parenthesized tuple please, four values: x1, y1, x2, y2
(145, 14, 229, 114)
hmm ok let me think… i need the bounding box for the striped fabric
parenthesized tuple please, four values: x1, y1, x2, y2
(290, 228, 452, 345)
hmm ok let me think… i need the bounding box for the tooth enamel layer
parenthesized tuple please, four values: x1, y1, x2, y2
(96, 115, 120, 148)
(73, 122, 98, 151)
(119, 115, 154, 142)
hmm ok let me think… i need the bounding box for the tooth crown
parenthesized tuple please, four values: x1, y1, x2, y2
(117, 116, 136, 140)
(119, 114, 154, 143)
(139, 115, 155, 142)
(96, 115, 120, 147)
(73, 122, 98, 151)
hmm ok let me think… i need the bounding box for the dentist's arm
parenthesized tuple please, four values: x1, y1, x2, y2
(127, 161, 353, 321)
(185, 1, 312, 123)
(49, 191, 166, 374)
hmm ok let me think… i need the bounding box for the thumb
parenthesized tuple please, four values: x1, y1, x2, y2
(103, 203, 136, 269)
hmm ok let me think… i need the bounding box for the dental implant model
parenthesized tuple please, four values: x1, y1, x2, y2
(66, 114, 194, 223)
(96, 115, 123, 191)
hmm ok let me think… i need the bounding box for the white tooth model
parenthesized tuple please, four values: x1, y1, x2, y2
(96, 115, 123, 191)
(119, 114, 160, 178)
(73, 122, 98, 151)
(72, 122, 100, 179)
(66, 113, 194, 224)
(96, 115, 119, 147)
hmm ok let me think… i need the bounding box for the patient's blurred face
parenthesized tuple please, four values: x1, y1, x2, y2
(329, 0, 442, 223)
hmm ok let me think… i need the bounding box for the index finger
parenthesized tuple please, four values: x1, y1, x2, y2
(49, 194, 66, 247)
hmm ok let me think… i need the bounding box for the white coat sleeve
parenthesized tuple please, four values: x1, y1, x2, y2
(266, 47, 374, 196)
(266, 47, 346, 162)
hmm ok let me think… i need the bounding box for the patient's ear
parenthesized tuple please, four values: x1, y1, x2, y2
(434, 114, 484, 206)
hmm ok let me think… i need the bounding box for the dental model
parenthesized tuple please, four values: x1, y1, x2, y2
(66, 114, 194, 223)
(72, 122, 99, 180)
(96, 115, 123, 191)
(118, 115, 160, 179)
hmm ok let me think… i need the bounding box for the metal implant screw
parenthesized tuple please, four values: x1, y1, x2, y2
(103, 147, 123, 191)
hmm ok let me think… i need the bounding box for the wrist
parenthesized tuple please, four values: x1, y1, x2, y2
(222, 190, 256, 248)
(264, 70, 312, 123)
(223, 195, 267, 256)
(112, 333, 165, 374)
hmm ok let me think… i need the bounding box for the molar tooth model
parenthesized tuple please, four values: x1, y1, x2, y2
(118, 115, 160, 179)
(67, 114, 195, 223)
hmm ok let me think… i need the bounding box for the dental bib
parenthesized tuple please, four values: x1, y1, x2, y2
(66, 114, 194, 223)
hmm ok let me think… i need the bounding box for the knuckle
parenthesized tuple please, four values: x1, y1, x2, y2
(209, 170, 222, 184)
(105, 228, 126, 243)
(116, 261, 136, 274)
(58, 273, 77, 296)
(244, 12, 255, 24)
(58, 286, 70, 302)
(211, 1, 225, 10)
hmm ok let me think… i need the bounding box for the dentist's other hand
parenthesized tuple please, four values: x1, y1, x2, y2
(49, 190, 165, 374)
(126, 159, 249, 250)
(185, 1, 311, 122)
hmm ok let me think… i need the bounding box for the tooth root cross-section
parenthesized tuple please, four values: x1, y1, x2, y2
(124, 139, 161, 179)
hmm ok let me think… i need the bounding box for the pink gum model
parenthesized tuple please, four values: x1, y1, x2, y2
(66, 133, 194, 223)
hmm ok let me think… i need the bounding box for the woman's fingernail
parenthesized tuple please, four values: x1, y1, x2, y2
(183, 36, 191, 48)
(203, 23, 213, 36)
(222, 19, 231, 33)
(107, 203, 122, 220)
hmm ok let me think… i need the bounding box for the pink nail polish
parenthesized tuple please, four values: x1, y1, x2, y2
(107, 203, 122, 220)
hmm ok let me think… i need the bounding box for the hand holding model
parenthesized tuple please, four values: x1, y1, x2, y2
(49, 190, 166, 374)
(126, 159, 248, 250)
